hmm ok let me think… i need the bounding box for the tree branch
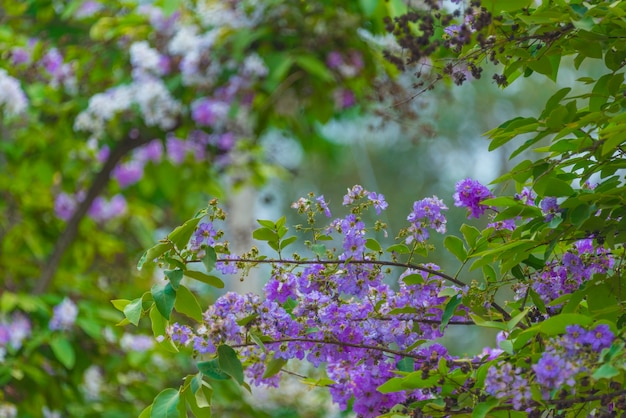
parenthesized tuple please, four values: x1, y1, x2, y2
(209, 257, 515, 323)
(35, 135, 153, 294)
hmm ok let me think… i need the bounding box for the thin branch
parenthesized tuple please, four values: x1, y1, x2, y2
(35, 134, 153, 294)
(231, 336, 428, 360)
(208, 257, 515, 323)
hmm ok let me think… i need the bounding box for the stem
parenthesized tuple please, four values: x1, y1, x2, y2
(35, 134, 153, 294)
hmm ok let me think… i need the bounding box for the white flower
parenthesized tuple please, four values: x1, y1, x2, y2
(130, 41, 163, 79)
(242, 53, 268, 78)
(82, 366, 103, 400)
(0, 69, 28, 117)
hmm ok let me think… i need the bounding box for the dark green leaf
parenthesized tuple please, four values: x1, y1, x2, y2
(218, 345, 245, 384)
(202, 247, 217, 273)
(262, 357, 287, 379)
(365, 238, 382, 252)
(169, 217, 202, 250)
(152, 283, 176, 320)
(440, 295, 462, 332)
(183, 270, 225, 288)
(50, 336, 75, 369)
(197, 359, 230, 381)
(164, 269, 184, 290)
(174, 285, 203, 322)
(138, 242, 173, 270)
(444, 236, 466, 262)
(123, 298, 143, 326)
(150, 388, 180, 418)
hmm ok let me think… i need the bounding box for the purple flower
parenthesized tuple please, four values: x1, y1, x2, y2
(75, 1, 103, 18)
(315, 195, 332, 217)
(88, 194, 127, 222)
(11, 47, 31, 66)
(120, 334, 154, 352)
(54, 192, 76, 221)
(166, 136, 188, 165)
(216, 254, 238, 275)
(337, 89, 356, 109)
(540, 197, 560, 222)
(112, 161, 144, 188)
(453, 178, 494, 219)
(191, 98, 229, 127)
(584, 324, 614, 351)
(367, 192, 388, 215)
(135, 140, 163, 164)
(41, 48, 64, 76)
(326, 51, 343, 69)
(169, 323, 193, 345)
(189, 222, 217, 252)
(342, 185, 365, 205)
(406, 196, 448, 243)
(264, 273, 297, 304)
(49, 298, 78, 331)
(0, 313, 32, 350)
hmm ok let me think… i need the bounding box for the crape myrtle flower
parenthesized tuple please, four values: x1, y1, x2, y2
(406, 196, 448, 243)
(49, 298, 78, 331)
(367, 192, 388, 215)
(453, 178, 494, 219)
(540, 196, 560, 222)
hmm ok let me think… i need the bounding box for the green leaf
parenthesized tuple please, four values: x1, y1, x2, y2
(386, 243, 410, 254)
(592, 364, 619, 380)
(111, 299, 131, 312)
(123, 298, 143, 326)
(402, 274, 425, 286)
(253, 227, 277, 242)
(540, 313, 593, 336)
(50, 336, 75, 369)
(183, 270, 225, 288)
(150, 388, 180, 418)
(152, 283, 177, 320)
(311, 244, 326, 257)
(138, 242, 173, 270)
(198, 359, 230, 381)
(174, 285, 203, 322)
(262, 357, 288, 379)
(444, 236, 467, 262)
(460, 224, 481, 248)
(257, 219, 276, 229)
(169, 217, 202, 250)
(590, 74, 611, 112)
(164, 269, 184, 290)
(534, 177, 574, 197)
(472, 398, 499, 418)
(202, 247, 217, 273)
(218, 345, 244, 384)
(365, 238, 382, 252)
(440, 295, 462, 332)
(139, 405, 152, 418)
(280, 236, 298, 250)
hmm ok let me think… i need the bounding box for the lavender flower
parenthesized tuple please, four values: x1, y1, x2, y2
(367, 192, 388, 215)
(540, 197, 560, 222)
(453, 178, 494, 219)
(49, 298, 78, 331)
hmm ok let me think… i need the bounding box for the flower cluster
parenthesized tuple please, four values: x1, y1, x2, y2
(453, 178, 494, 219)
(486, 324, 616, 410)
(161, 190, 468, 417)
(0, 313, 32, 361)
(0, 69, 28, 117)
(405, 196, 448, 243)
(49, 298, 78, 331)
(525, 239, 614, 306)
